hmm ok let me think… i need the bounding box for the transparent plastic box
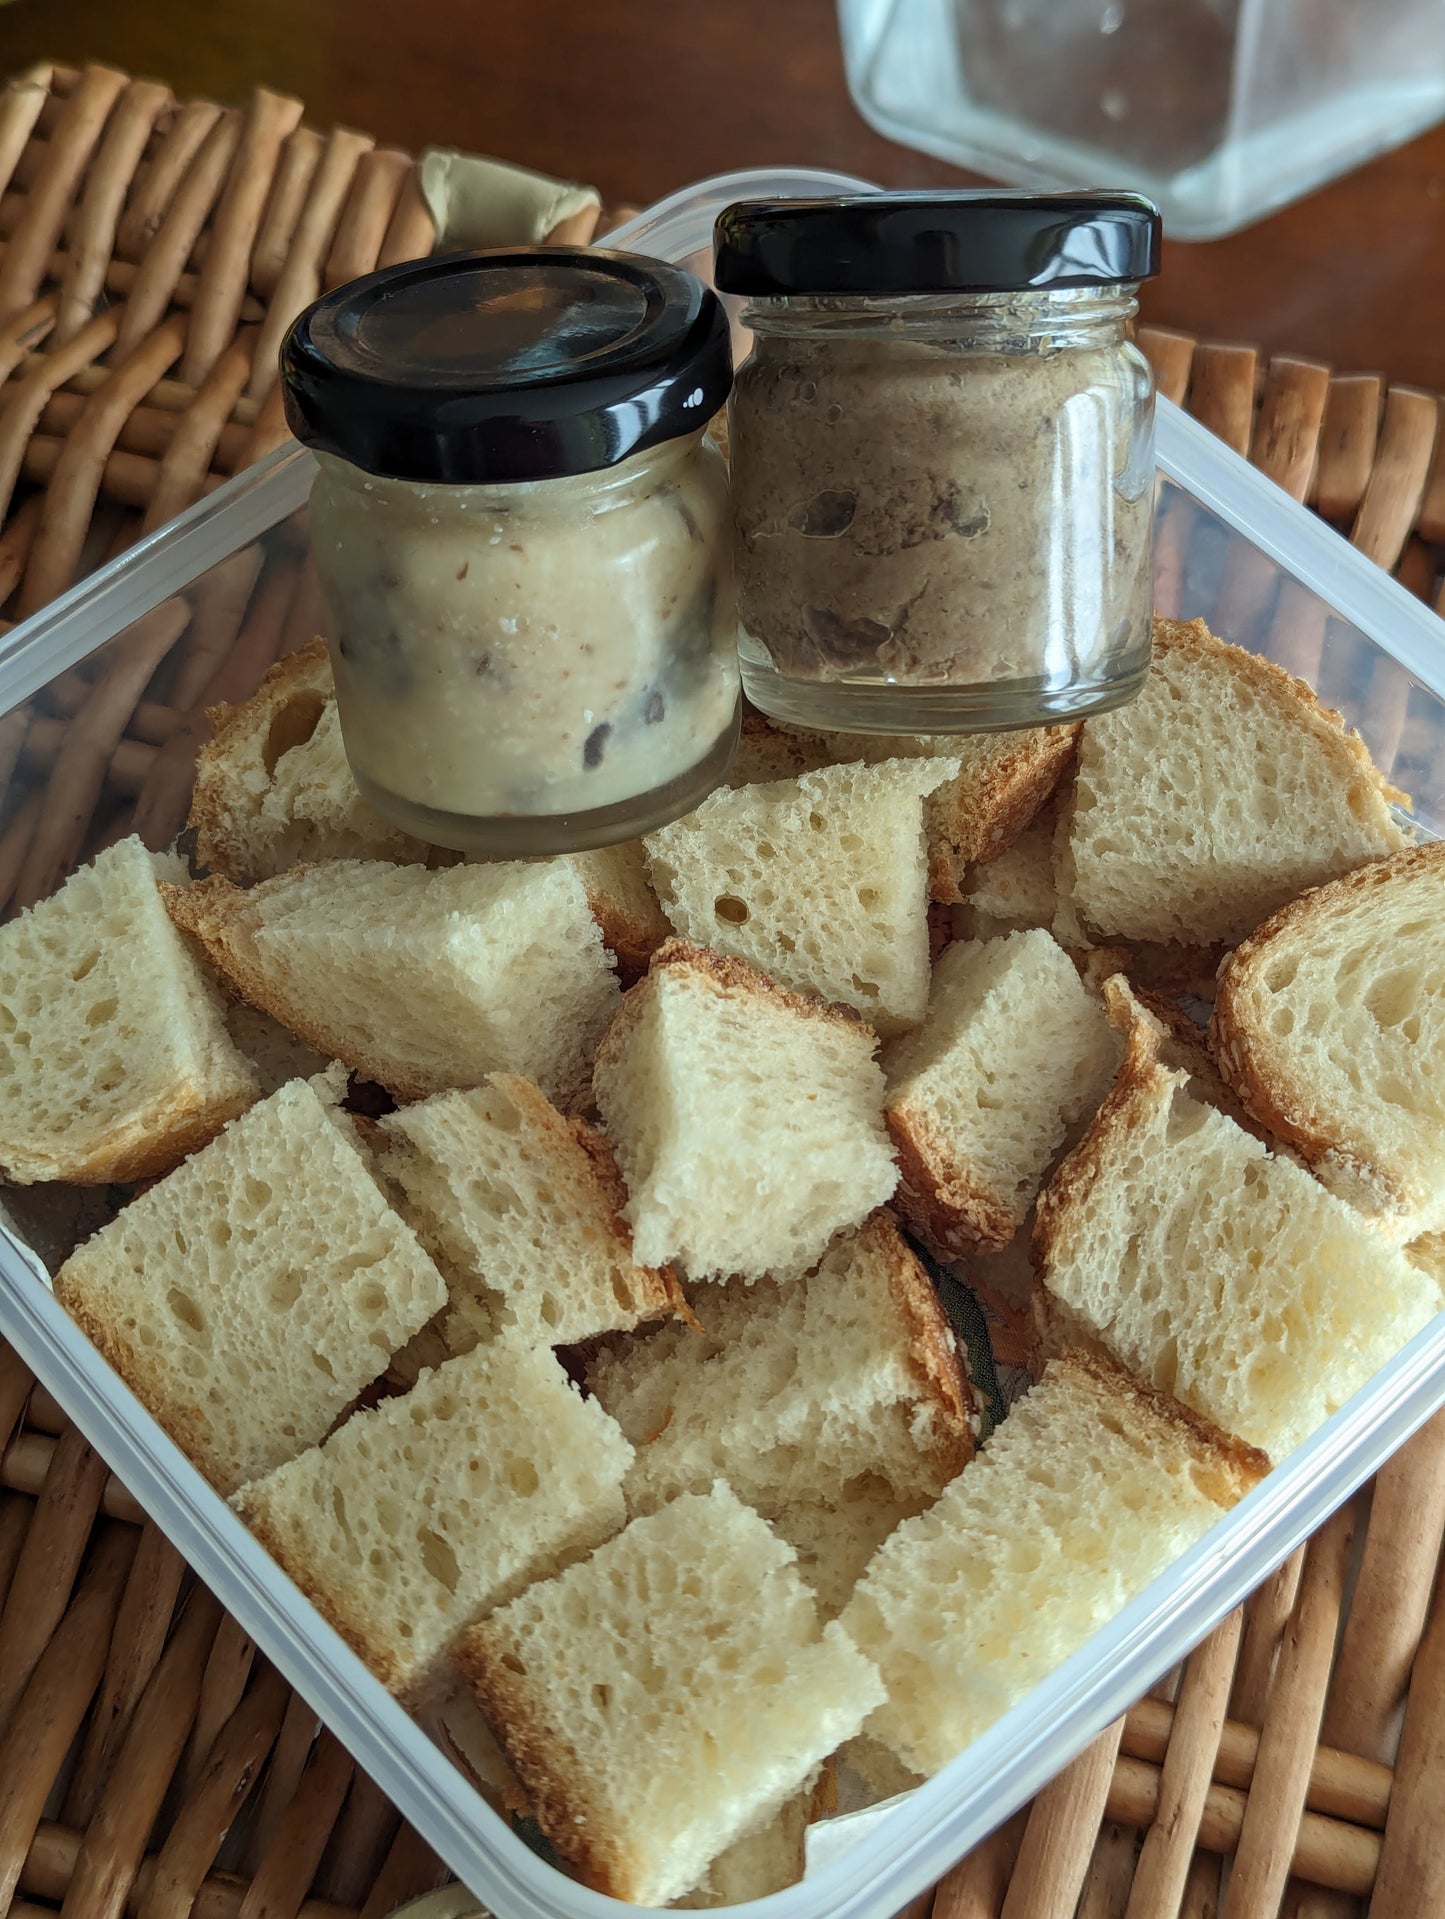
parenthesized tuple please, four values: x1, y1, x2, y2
(4, 167, 1445, 1919)
(838, 0, 1445, 240)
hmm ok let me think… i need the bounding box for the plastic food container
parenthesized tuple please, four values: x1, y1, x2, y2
(714, 192, 1160, 733)
(837, 0, 1445, 241)
(283, 248, 739, 855)
(4, 168, 1445, 1919)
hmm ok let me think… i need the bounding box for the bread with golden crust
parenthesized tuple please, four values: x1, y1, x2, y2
(1210, 839, 1445, 1235)
(1056, 616, 1410, 948)
(453, 1483, 884, 1905)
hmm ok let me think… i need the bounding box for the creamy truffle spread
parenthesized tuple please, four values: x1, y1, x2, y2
(312, 442, 737, 820)
(730, 325, 1153, 687)
(281, 246, 738, 853)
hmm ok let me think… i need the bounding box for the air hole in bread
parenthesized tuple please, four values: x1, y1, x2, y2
(593, 1682, 612, 1711)
(418, 1525, 461, 1593)
(507, 1456, 540, 1496)
(501, 1652, 527, 1675)
(311, 1349, 335, 1378)
(270, 1270, 302, 1310)
(166, 1286, 204, 1334)
(714, 895, 749, 925)
(262, 688, 327, 778)
(244, 1176, 273, 1210)
(69, 949, 101, 982)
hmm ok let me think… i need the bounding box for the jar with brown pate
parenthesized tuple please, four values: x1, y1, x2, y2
(280, 249, 739, 854)
(713, 192, 1162, 733)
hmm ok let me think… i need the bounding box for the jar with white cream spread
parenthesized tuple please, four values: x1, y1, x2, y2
(713, 193, 1161, 734)
(280, 249, 739, 854)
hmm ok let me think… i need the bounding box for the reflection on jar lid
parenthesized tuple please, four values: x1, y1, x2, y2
(281, 248, 733, 485)
(713, 191, 1162, 298)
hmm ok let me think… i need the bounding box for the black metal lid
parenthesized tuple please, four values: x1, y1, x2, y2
(280, 247, 733, 485)
(713, 191, 1162, 298)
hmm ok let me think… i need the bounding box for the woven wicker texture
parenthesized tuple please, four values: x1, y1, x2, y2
(1, 57, 1444, 1919)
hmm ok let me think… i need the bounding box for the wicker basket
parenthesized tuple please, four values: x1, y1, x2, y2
(2, 58, 1445, 1919)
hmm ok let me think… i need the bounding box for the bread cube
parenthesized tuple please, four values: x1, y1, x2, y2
(593, 941, 897, 1281)
(236, 1340, 633, 1705)
(455, 1483, 884, 1905)
(841, 1353, 1263, 1775)
(0, 836, 258, 1184)
(55, 1071, 447, 1494)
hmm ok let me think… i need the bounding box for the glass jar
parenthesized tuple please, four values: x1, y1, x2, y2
(713, 192, 1161, 734)
(281, 249, 739, 855)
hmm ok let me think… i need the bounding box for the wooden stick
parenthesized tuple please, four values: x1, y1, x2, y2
(375, 166, 434, 268)
(236, 380, 292, 471)
(0, 1429, 145, 1523)
(1121, 1697, 1393, 1830)
(250, 126, 326, 300)
(179, 1613, 258, 1802)
(0, 65, 54, 207)
(142, 333, 255, 533)
(21, 714, 154, 796)
(20, 1820, 358, 1919)
(54, 77, 172, 344)
(1365, 1541, 1445, 1917)
(19, 432, 226, 513)
(168, 542, 265, 712)
(1315, 374, 1384, 522)
(1001, 1719, 1127, 1919)
(0, 308, 119, 529)
(1136, 325, 1196, 407)
(1187, 343, 1257, 458)
(112, 108, 242, 364)
(279, 550, 327, 655)
(241, 1691, 320, 1874)
(1252, 356, 1332, 503)
(131, 557, 296, 851)
(19, 357, 260, 424)
(62, 1523, 188, 1827)
(1078, 1824, 1138, 1919)
(1231, 1543, 1305, 1724)
(247, 125, 375, 405)
(182, 87, 304, 388)
(1222, 1503, 1358, 1919)
(1418, 410, 1445, 543)
(116, 98, 224, 262)
(311, 1771, 400, 1909)
(0, 1424, 111, 1737)
(1349, 387, 1440, 572)
(325, 148, 413, 290)
(545, 204, 603, 246)
(57, 1588, 223, 1919)
(0, 1345, 36, 1472)
(1105, 1757, 1378, 1897)
(38, 387, 249, 472)
(0, 64, 129, 325)
(0, 1500, 29, 1619)
(12, 595, 189, 908)
(16, 314, 188, 618)
(0, 296, 58, 389)
(356, 1823, 451, 1919)
(0, 493, 43, 610)
(1395, 536, 1438, 602)
(138, 1667, 291, 1919)
(238, 1729, 354, 1919)
(0, 791, 44, 917)
(1124, 1609, 1242, 1918)
(1180, 1850, 1224, 1918)
(0, 1525, 135, 1913)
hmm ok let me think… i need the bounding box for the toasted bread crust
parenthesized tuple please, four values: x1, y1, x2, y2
(925, 723, 1080, 901)
(1048, 1347, 1271, 1499)
(885, 1104, 1018, 1257)
(556, 1095, 690, 1326)
(1209, 840, 1445, 1209)
(0, 1081, 254, 1186)
(1151, 617, 1411, 812)
(453, 1625, 636, 1898)
(864, 1207, 977, 1479)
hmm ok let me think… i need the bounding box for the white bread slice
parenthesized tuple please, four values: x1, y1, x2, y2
(732, 711, 1078, 903)
(961, 806, 1059, 939)
(840, 1351, 1265, 1775)
(559, 840, 670, 986)
(885, 930, 1121, 1255)
(1211, 841, 1445, 1236)
(1033, 999, 1443, 1462)
(645, 758, 960, 1036)
(675, 1787, 816, 1907)
(453, 1482, 885, 1906)
(1057, 617, 1410, 948)
(374, 1074, 684, 1349)
(222, 1000, 330, 1099)
(235, 1340, 633, 1706)
(592, 940, 897, 1280)
(162, 858, 619, 1109)
(586, 1210, 974, 1519)
(191, 639, 434, 883)
(54, 1070, 448, 1494)
(0, 836, 258, 1184)
(771, 1483, 925, 1621)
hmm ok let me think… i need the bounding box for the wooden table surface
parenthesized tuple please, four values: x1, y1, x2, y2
(3, 0, 1445, 394)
